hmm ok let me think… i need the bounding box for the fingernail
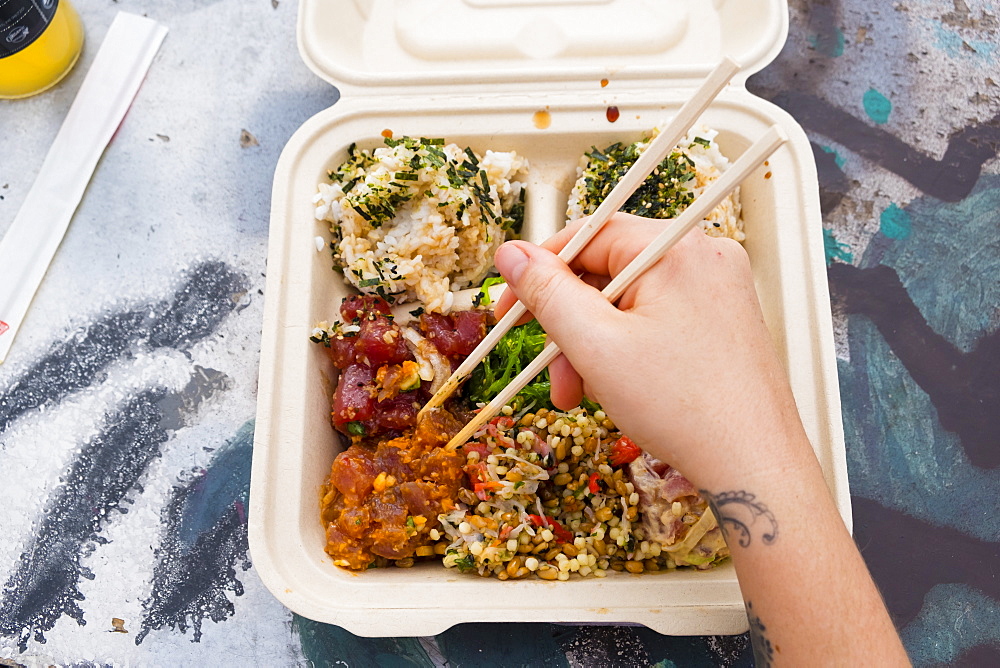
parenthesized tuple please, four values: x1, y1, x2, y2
(494, 242, 530, 287)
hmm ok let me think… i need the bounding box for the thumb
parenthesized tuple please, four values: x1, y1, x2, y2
(493, 241, 619, 353)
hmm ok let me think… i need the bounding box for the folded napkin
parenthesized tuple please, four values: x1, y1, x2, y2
(0, 12, 168, 363)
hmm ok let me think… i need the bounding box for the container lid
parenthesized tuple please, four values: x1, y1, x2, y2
(298, 0, 789, 92)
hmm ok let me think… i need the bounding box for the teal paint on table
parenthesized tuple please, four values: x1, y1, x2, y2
(823, 227, 854, 266)
(879, 177, 1000, 353)
(819, 145, 846, 169)
(930, 20, 997, 62)
(837, 174, 1000, 665)
(863, 88, 892, 125)
(842, 174, 1000, 540)
(900, 584, 1000, 666)
(879, 203, 911, 240)
(808, 27, 844, 57)
(435, 624, 572, 667)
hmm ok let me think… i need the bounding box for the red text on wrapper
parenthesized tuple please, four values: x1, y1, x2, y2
(0, 321, 8, 336)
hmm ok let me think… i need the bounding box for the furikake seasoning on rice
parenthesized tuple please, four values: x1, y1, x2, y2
(313, 136, 527, 314)
(567, 126, 744, 241)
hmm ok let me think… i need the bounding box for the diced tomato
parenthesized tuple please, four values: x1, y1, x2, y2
(489, 416, 515, 431)
(609, 435, 642, 467)
(588, 472, 601, 494)
(331, 364, 376, 427)
(463, 442, 489, 459)
(485, 418, 515, 442)
(527, 514, 574, 543)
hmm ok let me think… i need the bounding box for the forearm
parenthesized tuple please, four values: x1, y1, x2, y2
(690, 429, 910, 666)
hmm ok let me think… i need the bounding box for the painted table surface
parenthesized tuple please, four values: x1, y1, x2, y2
(1, 0, 997, 666)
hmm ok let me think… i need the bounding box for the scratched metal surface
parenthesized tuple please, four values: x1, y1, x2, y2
(0, 1, 997, 666)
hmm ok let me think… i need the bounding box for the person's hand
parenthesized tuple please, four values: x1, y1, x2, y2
(494, 213, 910, 667)
(493, 213, 805, 485)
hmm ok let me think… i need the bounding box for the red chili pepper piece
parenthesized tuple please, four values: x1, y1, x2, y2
(588, 472, 601, 494)
(609, 435, 642, 467)
(527, 514, 574, 543)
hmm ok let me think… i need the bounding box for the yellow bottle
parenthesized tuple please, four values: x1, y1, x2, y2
(0, 0, 84, 99)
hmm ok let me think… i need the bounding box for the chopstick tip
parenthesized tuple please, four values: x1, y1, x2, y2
(767, 125, 790, 145)
(720, 55, 742, 72)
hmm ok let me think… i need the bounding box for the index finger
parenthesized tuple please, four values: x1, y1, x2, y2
(542, 212, 670, 278)
(493, 212, 665, 318)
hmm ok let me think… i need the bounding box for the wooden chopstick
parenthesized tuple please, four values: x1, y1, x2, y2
(419, 57, 742, 418)
(443, 125, 788, 451)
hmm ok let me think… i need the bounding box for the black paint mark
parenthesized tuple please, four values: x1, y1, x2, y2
(0, 310, 147, 436)
(0, 369, 230, 652)
(768, 92, 1000, 202)
(147, 262, 250, 350)
(746, 601, 774, 668)
(137, 422, 253, 644)
(703, 633, 753, 668)
(0, 261, 249, 437)
(701, 490, 778, 548)
(852, 496, 1000, 629)
(560, 625, 647, 668)
(631, 625, 753, 668)
(829, 262, 1000, 468)
(811, 141, 851, 215)
(804, 0, 842, 58)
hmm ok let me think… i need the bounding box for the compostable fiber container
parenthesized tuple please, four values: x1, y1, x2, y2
(249, 0, 848, 637)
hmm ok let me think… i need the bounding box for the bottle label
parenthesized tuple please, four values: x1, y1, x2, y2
(0, 0, 59, 58)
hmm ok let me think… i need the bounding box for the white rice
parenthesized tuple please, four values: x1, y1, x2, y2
(313, 137, 528, 313)
(566, 126, 744, 241)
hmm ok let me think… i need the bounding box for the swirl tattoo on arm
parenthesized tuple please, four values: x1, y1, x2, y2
(700, 489, 778, 547)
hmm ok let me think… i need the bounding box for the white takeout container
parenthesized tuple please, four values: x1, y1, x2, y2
(249, 0, 849, 637)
